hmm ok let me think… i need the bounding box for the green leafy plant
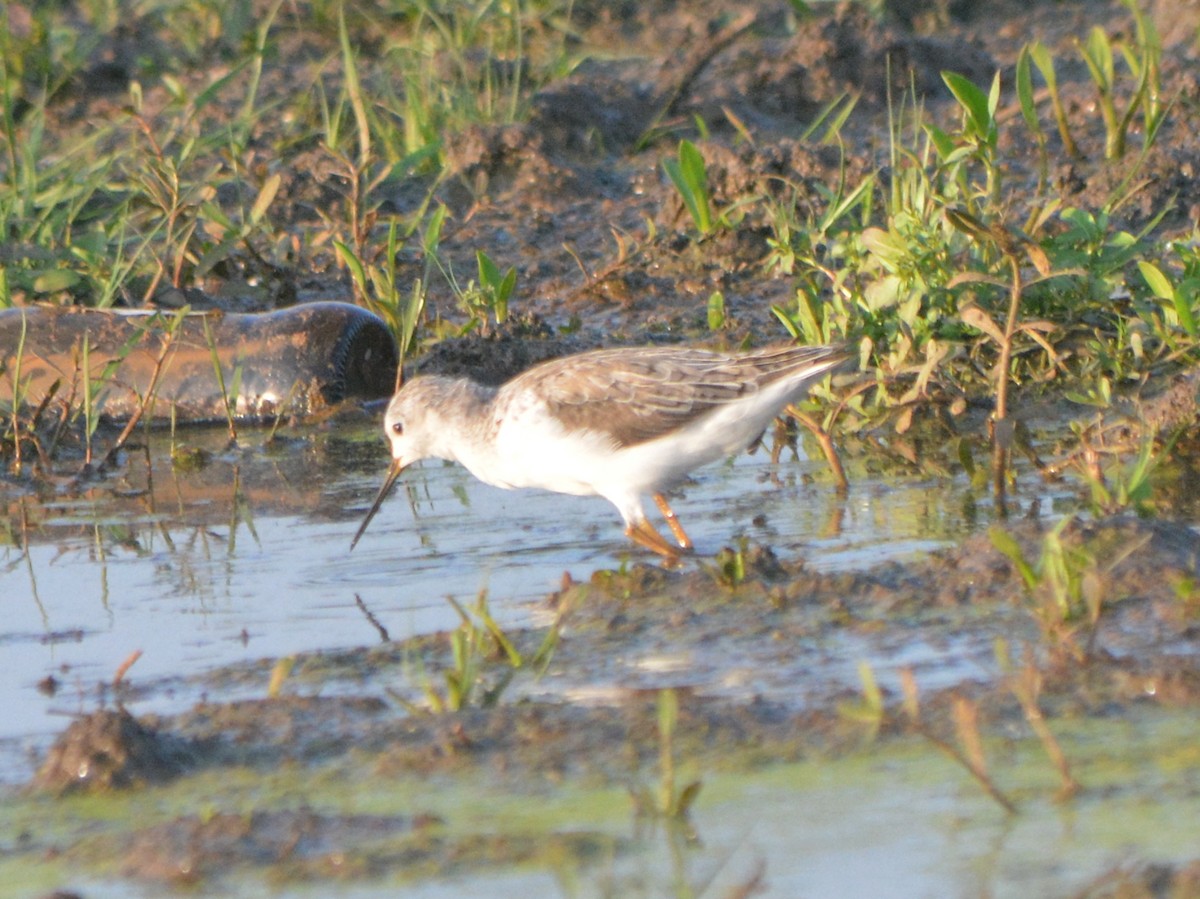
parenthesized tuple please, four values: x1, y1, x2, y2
(931, 70, 1001, 211)
(991, 519, 1096, 628)
(846, 96, 971, 358)
(337, 220, 429, 371)
(408, 591, 562, 714)
(768, 171, 874, 343)
(1077, 2, 1164, 162)
(1138, 259, 1199, 340)
(704, 536, 749, 587)
(945, 207, 1084, 494)
(373, 0, 575, 172)
(1023, 3, 1165, 164)
(0, 101, 137, 307)
(990, 518, 1148, 658)
(1077, 431, 1168, 516)
(474, 249, 516, 326)
(432, 246, 519, 336)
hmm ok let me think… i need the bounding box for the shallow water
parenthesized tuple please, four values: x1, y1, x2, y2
(17, 708, 1198, 898)
(1, 422, 1040, 782)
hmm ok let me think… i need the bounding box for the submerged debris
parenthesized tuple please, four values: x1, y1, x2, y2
(0, 302, 397, 425)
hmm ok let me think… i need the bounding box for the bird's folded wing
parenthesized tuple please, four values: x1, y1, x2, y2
(521, 347, 784, 447)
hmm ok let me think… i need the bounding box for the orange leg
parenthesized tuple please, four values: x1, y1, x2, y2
(625, 518, 683, 564)
(653, 493, 693, 551)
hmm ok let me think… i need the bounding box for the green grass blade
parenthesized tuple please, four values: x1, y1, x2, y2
(338, 3, 372, 166)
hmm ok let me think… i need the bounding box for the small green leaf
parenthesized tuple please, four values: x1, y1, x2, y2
(1029, 42, 1057, 89)
(771, 303, 800, 339)
(707, 291, 726, 330)
(334, 241, 368, 295)
(1137, 260, 1173, 300)
(32, 269, 81, 293)
(663, 140, 713, 234)
(1174, 288, 1199, 338)
(72, 230, 108, 257)
(860, 227, 907, 267)
(923, 123, 956, 162)
(498, 266, 517, 303)
(422, 204, 447, 255)
(957, 437, 975, 477)
(477, 249, 501, 288)
(987, 69, 1001, 119)
(678, 141, 708, 200)
(941, 70, 993, 140)
(988, 527, 1038, 591)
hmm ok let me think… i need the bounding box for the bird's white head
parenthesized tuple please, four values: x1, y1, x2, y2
(349, 377, 462, 550)
(380, 385, 429, 468)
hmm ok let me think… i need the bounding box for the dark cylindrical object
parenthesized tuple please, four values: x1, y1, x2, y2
(0, 302, 397, 423)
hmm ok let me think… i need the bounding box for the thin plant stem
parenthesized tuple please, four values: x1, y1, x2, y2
(105, 314, 180, 465)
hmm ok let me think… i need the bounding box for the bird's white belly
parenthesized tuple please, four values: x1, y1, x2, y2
(463, 414, 606, 497)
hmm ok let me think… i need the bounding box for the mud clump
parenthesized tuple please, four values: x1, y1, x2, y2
(696, 3, 996, 126)
(31, 708, 194, 794)
(118, 810, 421, 885)
(410, 315, 591, 385)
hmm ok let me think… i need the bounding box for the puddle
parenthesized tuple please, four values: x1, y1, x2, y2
(0, 423, 1046, 781)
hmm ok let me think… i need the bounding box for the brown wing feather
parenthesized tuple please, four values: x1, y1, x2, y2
(508, 344, 848, 447)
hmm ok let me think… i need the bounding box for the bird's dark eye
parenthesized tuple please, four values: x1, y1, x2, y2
(391, 422, 404, 435)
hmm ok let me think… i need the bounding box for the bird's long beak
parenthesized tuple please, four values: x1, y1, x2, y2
(349, 456, 406, 550)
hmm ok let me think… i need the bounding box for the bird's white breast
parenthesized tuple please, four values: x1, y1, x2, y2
(443, 390, 600, 497)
